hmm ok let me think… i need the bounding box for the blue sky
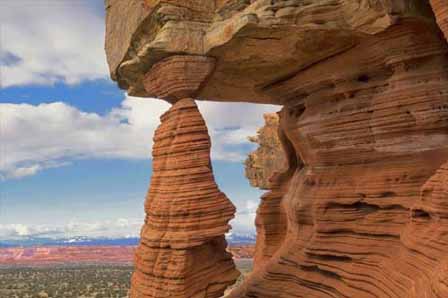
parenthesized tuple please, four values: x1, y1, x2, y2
(0, 1, 278, 240)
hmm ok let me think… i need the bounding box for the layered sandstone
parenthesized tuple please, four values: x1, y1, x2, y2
(105, 0, 435, 101)
(229, 19, 448, 298)
(245, 113, 291, 271)
(105, 1, 448, 298)
(245, 113, 285, 190)
(430, 0, 448, 40)
(132, 99, 239, 298)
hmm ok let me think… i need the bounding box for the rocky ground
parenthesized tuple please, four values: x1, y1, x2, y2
(0, 265, 132, 298)
(0, 260, 253, 298)
(224, 259, 253, 296)
(0, 245, 254, 297)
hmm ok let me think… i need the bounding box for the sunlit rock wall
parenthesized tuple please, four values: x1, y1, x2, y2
(105, 1, 448, 297)
(245, 113, 285, 190)
(132, 99, 239, 298)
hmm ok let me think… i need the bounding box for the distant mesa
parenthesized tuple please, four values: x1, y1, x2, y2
(0, 233, 255, 248)
(0, 243, 255, 267)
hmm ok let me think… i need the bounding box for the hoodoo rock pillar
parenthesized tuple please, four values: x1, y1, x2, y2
(130, 55, 240, 298)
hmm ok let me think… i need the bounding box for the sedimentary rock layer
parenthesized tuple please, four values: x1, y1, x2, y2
(431, 0, 448, 40)
(105, 1, 448, 297)
(245, 113, 285, 190)
(131, 99, 239, 298)
(105, 0, 435, 100)
(252, 121, 302, 272)
(245, 113, 291, 271)
(142, 56, 215, 103)
(229, 19, 448, 298)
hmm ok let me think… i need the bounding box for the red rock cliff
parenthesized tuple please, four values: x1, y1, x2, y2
(105, 1, 448, 297)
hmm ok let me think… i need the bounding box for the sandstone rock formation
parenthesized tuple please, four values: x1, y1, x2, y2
(245, 113, 286, 190)
(244, 112, 291, 271)
(430, 0, 448, 40)
(105, 1, 448, 297)
(132, 98, 239, 298)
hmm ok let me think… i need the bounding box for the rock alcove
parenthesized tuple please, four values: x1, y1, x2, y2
(105, 1, 448, 297)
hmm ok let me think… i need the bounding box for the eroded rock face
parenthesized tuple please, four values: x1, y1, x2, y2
(244, 113, 292, 271)
(245, 113, 285, 190)
(105, 1, 448, 297)
(106, 0, 435, 101)
(430, 0, 448, 40)
(132, 98, 239, 298)
(230, 19, 448, 298)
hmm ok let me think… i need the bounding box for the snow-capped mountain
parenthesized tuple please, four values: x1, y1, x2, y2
(0, 236, 140, 248)
(226, 232, 256, 244)
(0, 232, 256, 248)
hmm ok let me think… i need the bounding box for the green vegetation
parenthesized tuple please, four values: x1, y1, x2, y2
(0, 265, 132, 298)
(0, 260, 253, 298)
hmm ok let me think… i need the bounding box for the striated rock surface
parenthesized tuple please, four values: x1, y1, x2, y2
(245, 113, 286, 190)
(142, 56, 216, 103)
(105, 1, 448, 297)
(105, 0, 435, 100)
(229, 19, 448, 298)
(430, 0, 448, 40)
(132, 98, 239, 298)
(245, 113, 291, 271)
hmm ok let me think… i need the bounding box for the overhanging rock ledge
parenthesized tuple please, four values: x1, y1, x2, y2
(105, 1, 448, 297)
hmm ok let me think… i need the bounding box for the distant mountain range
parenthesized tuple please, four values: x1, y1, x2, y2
(0, 244, 255, 267)
(226, 232, 256, 245)
(0, 233, 256, 248)
(0, 236, 140, 248)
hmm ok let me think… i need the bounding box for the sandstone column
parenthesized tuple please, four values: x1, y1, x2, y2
(130, 56, 240, 298)
(244, 113, 296, 270)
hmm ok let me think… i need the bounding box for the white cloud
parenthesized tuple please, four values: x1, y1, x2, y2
(245, 200, 259, 213)
(5, 224, 30, 237)
(64, 218, 142, 238)
(0, 201, 260, 239)
(0, 218, 143, 240)
(0, 1, 108, 87)
(5, 161, 70, 179)
(198, 102, 279, 161)
(0, 97, 278, 180)
(0, 1, 280, 179)
(0, 97, 167, 179)
(6, 165, 42, 179)
(230, 199, 259, 234)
